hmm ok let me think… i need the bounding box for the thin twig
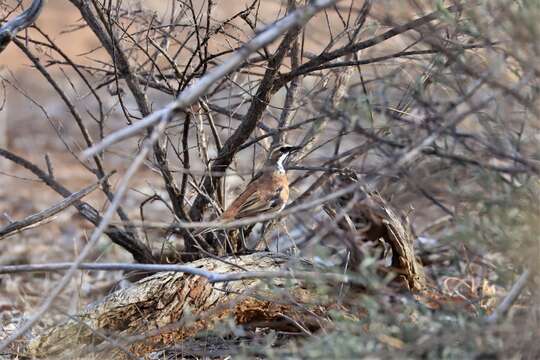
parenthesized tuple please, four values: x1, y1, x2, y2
(0, 174, 110, 239)
(0, 260, 365, 286)
(0, 118, 168, 351)
(485, 269, 530, 324)
(82, 0, 337, 157)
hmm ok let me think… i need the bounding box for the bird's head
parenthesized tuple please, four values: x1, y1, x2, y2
(267, 144, 301, 172)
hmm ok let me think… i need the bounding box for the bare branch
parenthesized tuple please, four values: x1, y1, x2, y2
(0, 259, 364, 286)
(0, 148, 154, 263)
(0, 174, 109, 240)
(485, 269, 531, 324)
(82, 0, 337, 158)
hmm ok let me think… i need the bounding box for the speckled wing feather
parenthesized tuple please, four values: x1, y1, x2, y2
(234, 186, 284, 219)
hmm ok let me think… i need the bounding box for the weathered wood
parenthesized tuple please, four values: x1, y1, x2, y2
(27, 253, 321, 358)
(27, 189, 426, 358)
(323, 172, 426, 291)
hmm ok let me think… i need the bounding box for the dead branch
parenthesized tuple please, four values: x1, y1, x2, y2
(485, 269, 531, 324)
(82, 0, 337, 157)
(13, 36, 139, 242)
(0, 258, 363, 286)
(27, 253, 328, 358)
(0, 174, 109, 239)
(0, 148, 154, 263)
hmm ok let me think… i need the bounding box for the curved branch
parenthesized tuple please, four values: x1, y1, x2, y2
(0, 0, 44, 53)
(0, 148, 155, 264)
(82, 0, 337, 157)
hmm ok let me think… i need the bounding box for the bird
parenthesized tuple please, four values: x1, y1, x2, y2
(204, 144, 300, 254)
(221, 144, 301, 221)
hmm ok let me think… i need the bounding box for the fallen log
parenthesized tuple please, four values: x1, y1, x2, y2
(27, 199, 427, 358)
(27, 252, 325, 358)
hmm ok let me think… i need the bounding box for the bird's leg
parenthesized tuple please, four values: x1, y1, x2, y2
(209, 230, 229, 256)
(255, 220, 278, 251)
(239, 228, 247, 252)
(257, 221, 272, 251)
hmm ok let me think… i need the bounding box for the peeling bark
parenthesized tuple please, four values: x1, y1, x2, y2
(27, 219, 424, 358)
(323, 172, 426, 291)
(28, 253, 322, 358)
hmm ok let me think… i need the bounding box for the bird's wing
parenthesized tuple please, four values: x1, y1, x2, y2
(235, 191, 264, 218)
(226, 186, 284, 220)
(237, 187, 283, 218)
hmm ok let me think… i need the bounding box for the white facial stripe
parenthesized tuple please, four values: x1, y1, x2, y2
(276, 153, 287, 172)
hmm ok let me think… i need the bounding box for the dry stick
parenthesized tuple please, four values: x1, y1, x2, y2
(0, 148, 154, 263)
(82, 0, 338, 158)
(179, 113, 192, 210)
(73, 1, 168, 241)
(0, 261, 362, 286)
(82, 1, 185, 225)
(12, 38, 139, 242)
(275, 3, 463, 87)
(0, 262, 217, 278)
(290, 44, 496, 74)
(239, 115, 326, 151)
(33, 26, 105, 141)
(0, 175, 109, 239)
(0, 119, 167, 351)
(199, 99, 224, 207)
(485, 269, 530, 324)
(272, 0, 301, 147)
(294, 4, 358, 155)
